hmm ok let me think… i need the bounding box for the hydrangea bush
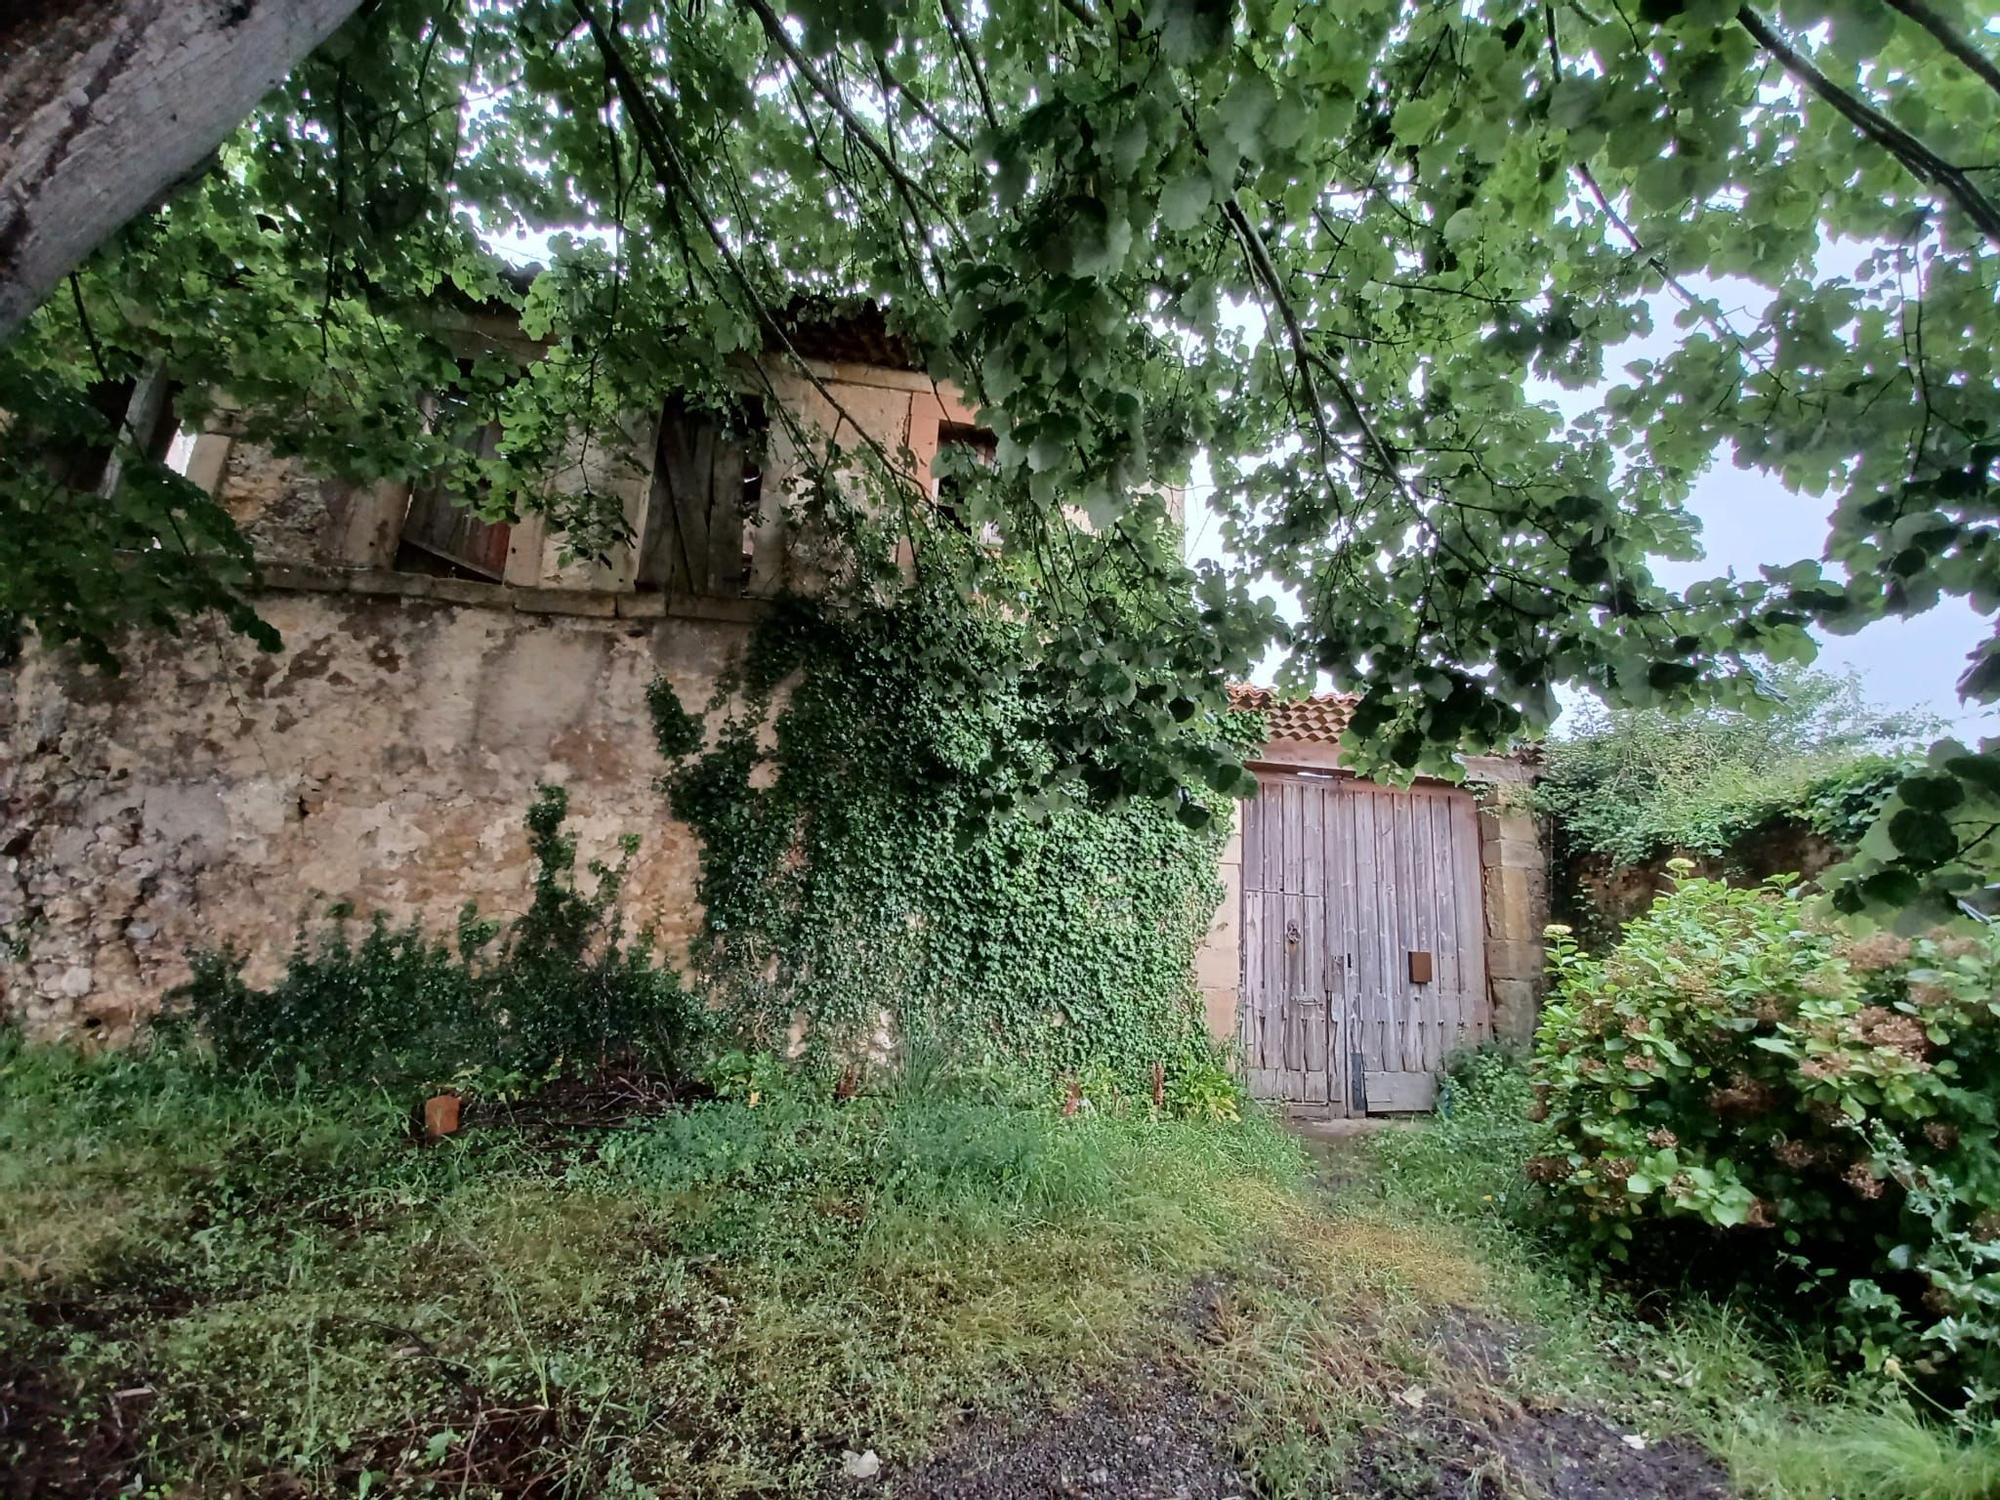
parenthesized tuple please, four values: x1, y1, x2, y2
(1531, 866, 2000, 1409)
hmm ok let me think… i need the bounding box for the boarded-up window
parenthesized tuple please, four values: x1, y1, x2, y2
(398, 388, 513, 582)
(634, 396, 766, 596)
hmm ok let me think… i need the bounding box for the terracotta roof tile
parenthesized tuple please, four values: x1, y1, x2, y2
(1226, 683, 1357, 745)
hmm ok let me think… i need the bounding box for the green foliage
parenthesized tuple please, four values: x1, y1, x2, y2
(1532, 874, 2000, 1411)
(175, 785, 699, 1086)
(1164, 1051, 1246, 1123)
(1833, 735, 2000, 926)
(1370, 1044, 1544, 1228)
(10, 1, 2000, 905)
(700, 1046, 795, 1106)
(1803, 756, 1921, 850)
(1539, 667, 1933, 866)
(1368, 1044, 2000, 1500)
(655, 579, 1245, 1082)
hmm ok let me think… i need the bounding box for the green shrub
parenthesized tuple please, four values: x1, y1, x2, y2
(174, 786, 701, 1087)
(1538, 666, 1930, 867)
(1532, 870, 2000, 1409)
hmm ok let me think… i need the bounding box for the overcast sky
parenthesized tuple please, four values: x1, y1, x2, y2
(1187, 445, 1992, 737)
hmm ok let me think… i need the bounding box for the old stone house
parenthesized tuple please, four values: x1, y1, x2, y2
(0, 310, 1545, 1107)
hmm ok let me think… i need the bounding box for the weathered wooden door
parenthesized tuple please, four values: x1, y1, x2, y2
(1241, 773, 1490, 1114)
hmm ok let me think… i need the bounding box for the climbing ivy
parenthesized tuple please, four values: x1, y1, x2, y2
(654, 575, 1253, 1081)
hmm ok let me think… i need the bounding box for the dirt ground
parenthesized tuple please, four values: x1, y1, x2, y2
(865, 1294, 1736, 1500)
(892, 1369, 1255, 1500)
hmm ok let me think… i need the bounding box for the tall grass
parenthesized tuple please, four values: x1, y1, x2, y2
(0, 1039, 1332, 1496)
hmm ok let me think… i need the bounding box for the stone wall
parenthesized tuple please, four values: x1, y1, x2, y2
(1470, 763, 1550, 1045)
(1, 341, 992, 1041)
(0, 581, 755, 1042)
(1557, 818, 1844, 950)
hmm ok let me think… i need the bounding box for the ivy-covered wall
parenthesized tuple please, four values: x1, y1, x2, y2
(655, 592, 1239, 1077)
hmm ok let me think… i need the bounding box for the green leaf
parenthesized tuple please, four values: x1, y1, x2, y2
(1160, 172, 1214, 232)
(1390, 95, 1445, 145)
(1888, 808, 1959, 865)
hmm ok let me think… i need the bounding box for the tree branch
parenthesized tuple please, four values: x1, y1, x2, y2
(1881, 0, 2000, 107)
(936, 0, 1000, 134)
(734, 0, 958, 227)
(572, 1, 933, 563)
(1738, 5, 2000, 245)
(1220, 199, 1410, 507)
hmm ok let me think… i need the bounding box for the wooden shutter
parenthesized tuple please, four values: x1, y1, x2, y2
(635, 396, 766, 596)
(400, 395, 512, 581)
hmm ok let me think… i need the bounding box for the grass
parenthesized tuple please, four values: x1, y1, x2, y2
(0, 1038, 1337, 1496)
(3, 1033, 1997, 1498)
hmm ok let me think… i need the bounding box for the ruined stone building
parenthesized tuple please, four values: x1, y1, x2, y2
(1, 308, 1544, 1110)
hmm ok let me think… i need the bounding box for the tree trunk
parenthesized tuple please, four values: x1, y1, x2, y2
(0, 0, 367, 342)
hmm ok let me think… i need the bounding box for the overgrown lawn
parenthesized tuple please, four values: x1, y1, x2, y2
(4, 1037, 1996, 1499)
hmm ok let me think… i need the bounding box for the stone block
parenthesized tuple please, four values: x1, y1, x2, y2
(259, 562, 353, 594)
(512, 587, 618, 618)
(1486, 937, 1545, 982)
(616, 592, 669, 620)
(1483, 864, 1544, 941)
(426, 576, 510, 609)
(1489, 976, 1540, 1044)
(1483, 832, 1545, 871)
(346, 568, 434, 599)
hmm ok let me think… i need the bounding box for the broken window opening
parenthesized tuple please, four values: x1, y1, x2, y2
(634, 394, 768, 597)
(933, 421, 1000, 543)
(397, 370, 515, 583)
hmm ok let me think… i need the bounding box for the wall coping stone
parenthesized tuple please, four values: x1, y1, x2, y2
(256, 563, 769, 625)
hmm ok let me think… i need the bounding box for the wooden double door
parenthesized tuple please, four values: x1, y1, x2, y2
(1240, 772, 1490, 1114)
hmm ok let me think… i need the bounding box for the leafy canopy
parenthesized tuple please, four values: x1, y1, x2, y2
(4, 0, 2000, 899)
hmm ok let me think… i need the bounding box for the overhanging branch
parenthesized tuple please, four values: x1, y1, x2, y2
(1738, 5, 2000, 246)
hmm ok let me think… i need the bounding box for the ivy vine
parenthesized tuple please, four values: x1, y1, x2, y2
(652, 583, 1254, 1081)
